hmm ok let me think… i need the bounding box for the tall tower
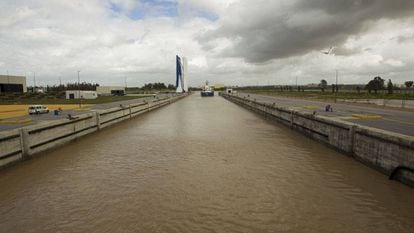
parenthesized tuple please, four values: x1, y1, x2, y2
(176, 55, 183, 93)
(176, 55, 188, 93)
(182, 57, 188, 92)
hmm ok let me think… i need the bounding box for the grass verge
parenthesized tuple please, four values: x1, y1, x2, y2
(239, 90, 414, 100)
(0, 95, 149, 105)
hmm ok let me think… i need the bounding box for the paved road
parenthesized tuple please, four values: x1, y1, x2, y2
(0, 94, 175, 131)
(236, 93, 414, 137)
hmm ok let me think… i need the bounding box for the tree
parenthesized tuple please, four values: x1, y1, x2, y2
(365, 76, 385, 94)
(319, 79, 327, 92)
(142, 82, 167, 90)
(387, 79, 393, 94)
(45, 82, 100, 91)
(405, 81, 413, 89)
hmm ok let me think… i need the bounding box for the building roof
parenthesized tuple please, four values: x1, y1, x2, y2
(0, 75, 26, 84)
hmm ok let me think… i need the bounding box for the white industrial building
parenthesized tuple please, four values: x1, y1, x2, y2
(182, 57, 188, 92)
(0, 75, 27, 93)
(96, 86, 125, 96)
(65, 90, 98, 99)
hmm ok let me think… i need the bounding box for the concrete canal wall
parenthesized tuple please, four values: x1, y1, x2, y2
(222, 93, 414, 187)
(0, 94, 187, 169)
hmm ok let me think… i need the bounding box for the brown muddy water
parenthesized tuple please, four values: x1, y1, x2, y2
(1, 94, 414, 233)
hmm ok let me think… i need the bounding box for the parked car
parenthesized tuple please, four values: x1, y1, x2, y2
(28, 105, 49, 115)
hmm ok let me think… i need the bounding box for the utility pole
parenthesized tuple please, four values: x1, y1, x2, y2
(33, 72, 36, 93)
(321, 48, 339, 103)
(78, 71, 81, 108)
(335, 70, 338, 88)
(296, 76, 298, 90)
(335, 69, 338, 103)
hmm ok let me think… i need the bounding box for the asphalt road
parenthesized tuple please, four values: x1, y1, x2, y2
(0, 94, 174, 131)
(235, 93, 414, 137)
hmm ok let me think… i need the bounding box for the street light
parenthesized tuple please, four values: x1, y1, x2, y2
(322, 48, 338, 102)
(33, 72, 36, 92)
(77, 71, 81, 108)
(335, 69, 338, 92)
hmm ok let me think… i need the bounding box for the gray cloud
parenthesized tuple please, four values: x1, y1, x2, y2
(332, 46, 361, 56)
(200, 0, 414, 63)
(396, 34, 414, 43)
(1, 0, 414, 87)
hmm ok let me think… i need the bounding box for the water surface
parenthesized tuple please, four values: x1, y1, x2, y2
(1, 94, 413, 233)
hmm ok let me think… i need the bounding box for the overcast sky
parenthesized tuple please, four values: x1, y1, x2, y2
(1, 0, 414, 87)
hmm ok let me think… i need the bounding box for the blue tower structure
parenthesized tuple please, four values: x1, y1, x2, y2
(176, 55, 188, 93)
(176, 55, 183, 92)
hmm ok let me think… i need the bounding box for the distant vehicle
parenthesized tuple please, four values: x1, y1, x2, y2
(28, 105, 49, 115)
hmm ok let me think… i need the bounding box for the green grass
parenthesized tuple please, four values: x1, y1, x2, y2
(126, 88, 174, 93)
(240, 90, 414, 100)
(0, 95, 148, 105)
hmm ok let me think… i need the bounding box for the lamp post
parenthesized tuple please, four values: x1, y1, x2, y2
(77, 71, 81, 108)
(322, 48, 338, 102)
(335, 69, 338, 103)
(33, 72, 36, 93)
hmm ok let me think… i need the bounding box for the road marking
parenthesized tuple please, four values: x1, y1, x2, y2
(303, 106, 320, 109)
(351, 114, 382, 119)
(0, 118, 32, 124)
(336, 116, 356, 120)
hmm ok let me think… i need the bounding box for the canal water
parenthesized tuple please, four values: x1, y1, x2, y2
(1, 94, 413, 233)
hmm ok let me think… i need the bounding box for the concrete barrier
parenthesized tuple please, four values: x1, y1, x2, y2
(0, 94, 187, 169)
(221, 93, 414, 187)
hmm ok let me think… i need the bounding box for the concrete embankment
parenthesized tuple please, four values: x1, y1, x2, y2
(0, 94, 187, 169)
(221, 93, 414, 187)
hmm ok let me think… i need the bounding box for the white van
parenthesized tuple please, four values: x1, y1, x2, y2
(28, 105, 49, 115)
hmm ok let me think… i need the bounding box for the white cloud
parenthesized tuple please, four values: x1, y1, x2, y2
(110, 0, 138, 12)
(385, 59, 405, 67)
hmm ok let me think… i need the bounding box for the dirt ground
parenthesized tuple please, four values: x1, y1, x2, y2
(0, 104, 92, 119)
